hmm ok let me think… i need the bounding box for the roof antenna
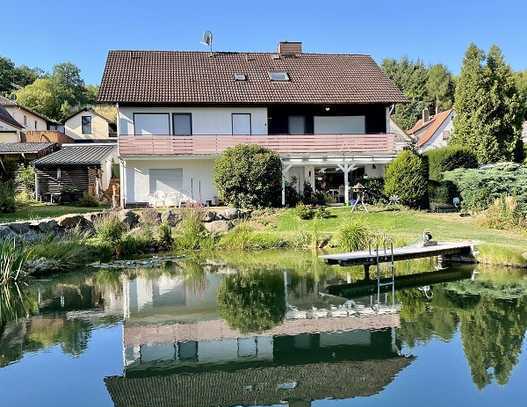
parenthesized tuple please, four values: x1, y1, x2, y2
(201, 31, 213, 56)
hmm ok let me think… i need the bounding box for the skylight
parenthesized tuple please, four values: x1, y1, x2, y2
(269, 72, 290, 81)
(234, 73, 247, 81)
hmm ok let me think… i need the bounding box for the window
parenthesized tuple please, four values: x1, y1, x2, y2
(56, 168, 61, 179)
(81, 115, 92, 134)
(234, 73, 247, 81)
(288, 115, 306, 134)
(172, 113, 192, 136)
(149, 169, 183, 194)
(314, 116, 366, 134)
(133, 113, 170, 135)
(23, 115, 27, 126)
(232, 113, 252, 135)
(34, 120, 37, 130)
(268, 71, 290, 81)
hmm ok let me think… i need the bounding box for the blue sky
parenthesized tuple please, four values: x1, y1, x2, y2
(3, 0, 527, 85)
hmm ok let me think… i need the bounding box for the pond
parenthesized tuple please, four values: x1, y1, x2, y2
(1, 253, 527, 406)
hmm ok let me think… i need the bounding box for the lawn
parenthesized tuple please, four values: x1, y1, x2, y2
(269, 207, 527, 267)
(0, 203, 106, 223)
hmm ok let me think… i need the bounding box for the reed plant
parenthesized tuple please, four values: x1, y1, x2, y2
(0, 239, 28, 285)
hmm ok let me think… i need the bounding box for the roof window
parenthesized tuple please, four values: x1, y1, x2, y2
(234, 73, 247, 81)
(269, 72, 290, 81)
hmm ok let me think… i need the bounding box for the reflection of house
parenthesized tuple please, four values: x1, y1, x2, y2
(64, 107, 116, 142)
(408, 108, 454, 152)
(33, 144, 117, 201)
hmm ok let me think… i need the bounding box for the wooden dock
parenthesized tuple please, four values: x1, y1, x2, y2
(320, 241, 475, 267)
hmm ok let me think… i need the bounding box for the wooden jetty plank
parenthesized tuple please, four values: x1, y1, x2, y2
(320, 241, 475, 266)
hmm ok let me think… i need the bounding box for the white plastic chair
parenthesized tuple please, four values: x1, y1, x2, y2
(153, 191, 166, 207)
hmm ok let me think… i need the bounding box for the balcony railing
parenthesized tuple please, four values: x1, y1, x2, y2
(118, 133, 396, 156)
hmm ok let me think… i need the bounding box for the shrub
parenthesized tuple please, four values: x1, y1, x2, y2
(15, 164, 36, 198)
(219, 223, 287, 250)
(0, 181, 16, 213)
(336, 221, 372, 251)
(429, 180, 459, 206)
(94, 214, 126, 245)
(426, 146, 478, 181)
(118, 229, 153, 256)
(314, 206, 331, 219)
(213, 144, 282, 208)
(443, 163, 527, 214)
(284, 179, 300, 207)
(78, 193, 99, 207)
(294, 203, 315, 220)
(157, 222, 174, 249)
(363, 177, 386, 204)
(384, 150, 429, 209)
(477, 196, 526, 230)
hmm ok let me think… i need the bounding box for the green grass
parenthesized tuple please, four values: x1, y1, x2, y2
(0, 203, 106, 223)
(267, 207, 527, 266)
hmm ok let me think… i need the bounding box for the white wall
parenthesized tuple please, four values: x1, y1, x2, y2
(5, 106, 47, 131)
(119, 106, 268, 135)
(124, 158, 217, 204)
(0, 132, 19, 143)
(419, 112, 454, 152)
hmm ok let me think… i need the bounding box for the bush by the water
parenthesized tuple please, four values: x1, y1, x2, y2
(426, 146, 478, 181)
(94, 214, 126, 245)
(443, 163, 527, 214)
(174, 208, 213, 251)
(213, 144, 282, 208)
(294, 203, 315, 220)
(0, 239, 27, 285)
(337, 220, 371, 251)
(219, 223, 287, 250)
(384, 150, 429, 209)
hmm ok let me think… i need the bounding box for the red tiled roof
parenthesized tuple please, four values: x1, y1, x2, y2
(409, 109, 453, 147)
(97, 50, 407, 105)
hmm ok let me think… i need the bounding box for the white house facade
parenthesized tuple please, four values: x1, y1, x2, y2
(97, 42, 407, 207)
(409, 109, 454, 152)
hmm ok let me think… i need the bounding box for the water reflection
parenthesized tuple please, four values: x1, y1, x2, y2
(1, 257, 527, 406)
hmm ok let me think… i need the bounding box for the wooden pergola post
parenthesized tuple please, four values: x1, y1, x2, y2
(281, 163, 293, 207)
(337, 162, 356, 206)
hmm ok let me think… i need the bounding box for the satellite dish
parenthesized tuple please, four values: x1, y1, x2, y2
(201, 31, 213, 54)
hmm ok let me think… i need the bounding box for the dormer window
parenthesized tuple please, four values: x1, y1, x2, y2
(269, 71, 290, 81)
(234, 73, 247, 81)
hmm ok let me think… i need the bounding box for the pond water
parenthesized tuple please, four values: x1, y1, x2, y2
(1, 254, 527, 407)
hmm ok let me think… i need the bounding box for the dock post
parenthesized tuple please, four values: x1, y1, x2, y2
(363, 264, 371, 280)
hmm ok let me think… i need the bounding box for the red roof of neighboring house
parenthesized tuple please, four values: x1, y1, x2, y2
(409, 109, 453, 147)
(97, 50, 407, 105)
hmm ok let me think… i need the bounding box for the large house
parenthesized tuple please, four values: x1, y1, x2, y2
(97, 42, 407, 207)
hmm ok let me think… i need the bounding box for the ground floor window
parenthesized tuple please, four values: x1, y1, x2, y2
(149, 168, 183, 194)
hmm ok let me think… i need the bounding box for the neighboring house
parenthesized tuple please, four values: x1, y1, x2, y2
(97, 41, 407, 207)
(33, 144, 117, 202)
(64, 107, 116, 142)
(0, 104, 24, 142)
(0, 95, 62, 134)
(408, 109, 454, 152)
(389, 117, 413, 149)
(0, 143, 58, 164)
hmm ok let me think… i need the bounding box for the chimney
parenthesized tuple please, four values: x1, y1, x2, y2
(422, 107, 430, 123)
(278, 41, 302, 56)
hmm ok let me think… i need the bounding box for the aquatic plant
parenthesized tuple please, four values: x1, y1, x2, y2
(0, 239, 28, 285)
(94, 213, 126, 245)
(219, 223, 287, 251)
(173, 208, 214, 251)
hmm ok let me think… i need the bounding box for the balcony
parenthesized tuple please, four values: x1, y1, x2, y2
(118, 133, 396, 157)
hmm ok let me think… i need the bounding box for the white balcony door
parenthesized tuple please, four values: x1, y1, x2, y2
(232, 113, 252, 135)
(314, 116, 365, 134)
(149, 169, 183, 194)
(134, 113, 170, 135)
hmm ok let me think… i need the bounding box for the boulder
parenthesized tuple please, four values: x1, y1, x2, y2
(20, 230, 41, 242)
(84, 211, 107, 224)
(0, 225, 17, 241)
(32, 219, 59, 234)
(8, 222, 31, 234)
(119, 209, 140, 229)
(204, 220, 233, 234)
(202, 210, 217, 222)
(162, 209, 181, 227)
(218, 208, 239, 220)
(57, 215, 94, 232)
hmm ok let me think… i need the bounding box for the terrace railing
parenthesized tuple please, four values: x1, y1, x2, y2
(118, 133, 396, 156)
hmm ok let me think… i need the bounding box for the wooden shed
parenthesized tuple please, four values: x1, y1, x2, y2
(33, 143, 117, 202)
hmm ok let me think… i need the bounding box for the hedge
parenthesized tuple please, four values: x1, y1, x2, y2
(384, 149, 429, 209)
(425, 146, 478, 181)
(213, 144, 282, 208)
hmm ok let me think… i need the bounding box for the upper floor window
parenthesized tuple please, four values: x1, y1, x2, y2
(23, 115, 27, 126)
(34, 120, 37, 130)
(133, 113, 169, 135)
(232, 113, 252, 135)
(172, 113, 192, 136)
(81, 115, 92, 134)
(269, 72, 290, 81)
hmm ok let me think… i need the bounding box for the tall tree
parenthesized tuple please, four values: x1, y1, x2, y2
(451, 44, 525, 163)
(0, 56, 43, 93)
(382, 57, 429, 130)
(426, 64, 455, 114)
